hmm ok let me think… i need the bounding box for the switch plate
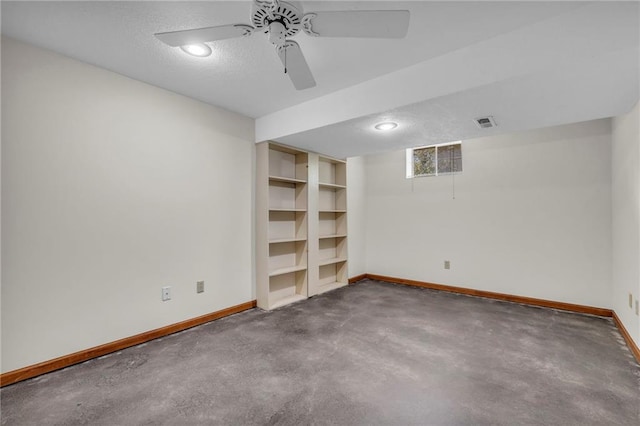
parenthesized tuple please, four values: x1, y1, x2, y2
(636, 300, 639, 316)
(162, 286, 171, 301)
(444, 260, 450, 270)
(197, 281, 205, 294)
(630, 293, 634, 308)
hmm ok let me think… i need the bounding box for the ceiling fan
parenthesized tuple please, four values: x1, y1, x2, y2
(155, 0, 410, 90)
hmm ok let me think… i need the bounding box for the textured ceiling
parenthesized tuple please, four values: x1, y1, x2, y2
(274, 2, 640, 158)
(2, 1, 639, 158)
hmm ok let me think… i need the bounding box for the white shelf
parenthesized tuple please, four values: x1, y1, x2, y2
(269, 175, 307, 184)
(319, 234, 347, 239)
(269, 293, 307, 310)
(269, 208, 307, 212)
(319, 182, 346, 189)
(319, 209, 346, 213)
(319, 257, 347, 266)
(269, 264, 307, 277)
(269, 237, 307, 244)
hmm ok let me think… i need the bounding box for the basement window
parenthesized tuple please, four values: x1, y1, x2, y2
(406, 142, 462, 178)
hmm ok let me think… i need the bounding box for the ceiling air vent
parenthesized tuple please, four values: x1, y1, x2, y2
(473, 116, 497, 129)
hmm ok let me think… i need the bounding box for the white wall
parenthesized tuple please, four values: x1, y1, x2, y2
(1, 38, 255, 373)
(612, 101, 640, 348)
(347, 156, 366, 277)
(364, 119, 612, 308)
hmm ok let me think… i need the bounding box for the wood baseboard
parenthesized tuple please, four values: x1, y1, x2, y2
(0, 300, 257, 387)
(4, 278, 638, 386)
(365, 274, 613, 317)
(612, 311, 640, 364)
(348, 274, 367, 284)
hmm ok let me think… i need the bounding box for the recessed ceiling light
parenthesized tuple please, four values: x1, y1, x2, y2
(374, 122, 398, 131)
(180, 44, 212, 57)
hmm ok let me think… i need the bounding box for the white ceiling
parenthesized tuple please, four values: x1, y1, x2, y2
(2, 1, 639, 158)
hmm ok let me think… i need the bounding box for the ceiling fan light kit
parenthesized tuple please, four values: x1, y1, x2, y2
(155, 0, 410, 90)
(180, 43, 212, 57)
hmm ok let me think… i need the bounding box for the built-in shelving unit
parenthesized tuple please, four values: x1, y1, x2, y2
(311, 156, 348, 296)
(257, 143, 309, 310)
(257, 143, 348, 310)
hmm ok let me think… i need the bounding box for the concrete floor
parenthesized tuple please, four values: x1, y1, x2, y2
(2, 279, 639, 425)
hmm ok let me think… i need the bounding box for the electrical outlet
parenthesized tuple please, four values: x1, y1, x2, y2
(197, 281, 205, 294)
(630, 293, 634, 308)
(444, 260, 450, 270)
(162, 286, 171, 301)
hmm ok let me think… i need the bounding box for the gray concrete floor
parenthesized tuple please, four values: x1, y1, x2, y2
(2, 279, 639, 425)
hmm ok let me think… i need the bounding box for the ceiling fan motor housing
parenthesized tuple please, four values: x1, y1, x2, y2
(252, 1, 301, 44)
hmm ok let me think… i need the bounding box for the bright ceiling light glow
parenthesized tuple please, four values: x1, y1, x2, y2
(180, 44, 212, 57)
(374, 122, 398, 131)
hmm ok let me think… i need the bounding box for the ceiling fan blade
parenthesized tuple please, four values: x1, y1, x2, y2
(277, 41, 316, 90)
(302, 10, 409, 38)
(155, 24, 254, 47)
